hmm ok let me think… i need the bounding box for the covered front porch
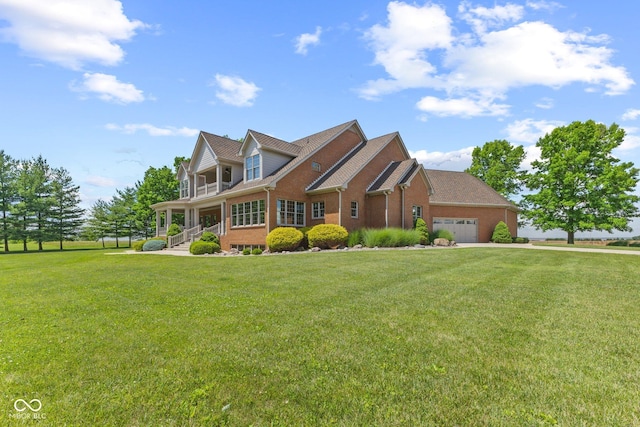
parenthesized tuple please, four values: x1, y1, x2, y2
(151, 201, 228, 248)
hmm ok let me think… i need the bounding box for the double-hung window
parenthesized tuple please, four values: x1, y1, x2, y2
(412, 205, 423, 221)
(245, 154, 260, 181)
(231, 200, 265, 227)
(312, 201, 325, 219)
(277, 199, 305, 226)
(351, 201, 359, 218)
(180, 179, 189, 198)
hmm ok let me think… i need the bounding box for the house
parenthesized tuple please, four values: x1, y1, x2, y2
(151, 120, 518, 250)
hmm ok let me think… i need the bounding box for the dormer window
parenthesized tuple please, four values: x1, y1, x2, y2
(180, 179, 189, 198)
(245, 154, 260, 181)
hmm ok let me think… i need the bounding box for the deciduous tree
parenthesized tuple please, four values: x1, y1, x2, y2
(465, 139, 525, 200)
(522, 120, 639, 244)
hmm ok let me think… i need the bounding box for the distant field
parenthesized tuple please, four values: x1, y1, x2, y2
(2, 240, 131, 252)
(2, 247, 640, 425)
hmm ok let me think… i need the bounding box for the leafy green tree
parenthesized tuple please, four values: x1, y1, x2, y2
(135, 165, 179, 238)
(0, 150, 17, 252)
(173, 156, 190, 174)
(465, 140, 525, 200)
(522, 120, 640, 244)
(49, 167, 85, 250)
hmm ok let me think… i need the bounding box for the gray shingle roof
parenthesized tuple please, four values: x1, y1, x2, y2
(200, 132, 243, 163)
(247, 130, 301, 156)
(367, 159, 417, 193)
(306, 132, 398, 192)
(425, 169, 516, 208)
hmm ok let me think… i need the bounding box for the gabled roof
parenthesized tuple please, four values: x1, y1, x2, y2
(367, 159, 418, 194)
(306, 132, 399, 193)
(198, 132, 243, 163)
(242, 130, 301, 157)
(425, 169, 517, 209)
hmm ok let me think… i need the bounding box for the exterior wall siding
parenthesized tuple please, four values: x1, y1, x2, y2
(193, 143, 216, 173)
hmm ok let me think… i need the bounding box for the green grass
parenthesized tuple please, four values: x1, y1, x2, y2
(2, 240, 131, 252)
(2, 248, 640, 425)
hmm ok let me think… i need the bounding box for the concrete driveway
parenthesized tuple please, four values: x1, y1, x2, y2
(457, 242, 640, 256)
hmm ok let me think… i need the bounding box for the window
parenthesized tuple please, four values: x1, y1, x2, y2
(180, 179, 189, 198)
(277, 199, 305, 226)
(312, 161, 321, 172)
(312, 201, 325, 219)
(351, 201, 358, 218)
(231, 199, 265, 227)
(245, 154, 260, 181)
(412, 205, 423, 220)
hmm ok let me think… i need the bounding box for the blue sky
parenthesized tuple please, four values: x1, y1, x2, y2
(1, 1, 639, 236)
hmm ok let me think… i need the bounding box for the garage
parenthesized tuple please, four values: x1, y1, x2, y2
(432, 218, 478, 243)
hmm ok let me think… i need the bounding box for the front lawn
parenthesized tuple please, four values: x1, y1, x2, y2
(2, 248, 640, 425)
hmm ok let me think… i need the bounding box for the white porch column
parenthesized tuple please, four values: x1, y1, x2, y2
(166, 208, 173, 229)
(221, 201, 226, 235)
(384, 191, 390, 228)
(194, 207, 200, 228)
(217, 166, 222, 193)
(155, 210, 161, 237)
(337, 188, 343, 226)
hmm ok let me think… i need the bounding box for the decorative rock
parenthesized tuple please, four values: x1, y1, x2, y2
(311, 247, 321, 252)
(433, 238, 450, 247)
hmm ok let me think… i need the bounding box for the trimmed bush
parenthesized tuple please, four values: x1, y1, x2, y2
(607, 240, 629, 247)
(251, 248, 263, 255)
(200, 231, 220, 244)
(513, 237, 529, 244)
(242, 248, 251, 255)
(266, 227, 304, 252)
(189, 241, 221, 255)
(133, 240, 146, 252)
(430, 229, 455, 242)
(307, 224, 349, 249)
(362, 228, 421, 248)
(629, 242, 640, 247)
(414, 218, 429, 245)
(167, 223, 182, 237)
(142, 239, 166, 252)
(491, 221, 512, 244)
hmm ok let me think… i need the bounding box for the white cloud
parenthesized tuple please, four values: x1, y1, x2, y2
(416, 95, 510, 117)
(535, 97, 554, 109)
(212, 74, 261, 107)
(85, 175, 117, 187)
(622, 109, 640, 121)
(0, 0, 146, 69)
(295, 26, 322, 55)
(359, 1, 634, 116)
(505, 118, 564, 144)
(410, 146, 474, 168)
(71, 73, 144, 104)
(458, 1, 524, 34)
(619, 127, 640, 151)
(106, 123, 198, 137)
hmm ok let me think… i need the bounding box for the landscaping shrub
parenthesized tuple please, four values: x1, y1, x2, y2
(167, 223, 182, 237)
(189, 241, 221, 255)
(630, 242, 640, 247)
(242, 248, 251, 255)
(362, 228, 421, 248)
(414, 218, 429, 245)
(513, 237, 529, 244)
(298, 227, 312, 249)
(430, 229, 455, 242)
(142, 239, 166, 252)
(266, 227, 304, 252)
(251, 248, 263, 255)
(307, 224, 348, 249)
(491, 221, 512, 243)
(347, 228, 364, 247)
(200, 231, 219, 244)
(607, 240, 629, 247)
(133, 240, 146, 252)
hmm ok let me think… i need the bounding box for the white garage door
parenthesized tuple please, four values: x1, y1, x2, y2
(433, 218, 478, 243)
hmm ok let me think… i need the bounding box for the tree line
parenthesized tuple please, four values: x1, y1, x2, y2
(0, 151, 84, 251)
(0, 150, 185, 252)
(465, 120, 639, 244)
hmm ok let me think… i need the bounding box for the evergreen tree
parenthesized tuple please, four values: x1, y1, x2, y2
(115, 186, 139, 247)
(86, 200, 111, 248)
(50, 167, 85, 250)
(0, 150, 17, 252)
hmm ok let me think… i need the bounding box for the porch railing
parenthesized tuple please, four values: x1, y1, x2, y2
(191, 224, 221, 241)
(168, 224, 202, 248)
(195, 181, 232, 197)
